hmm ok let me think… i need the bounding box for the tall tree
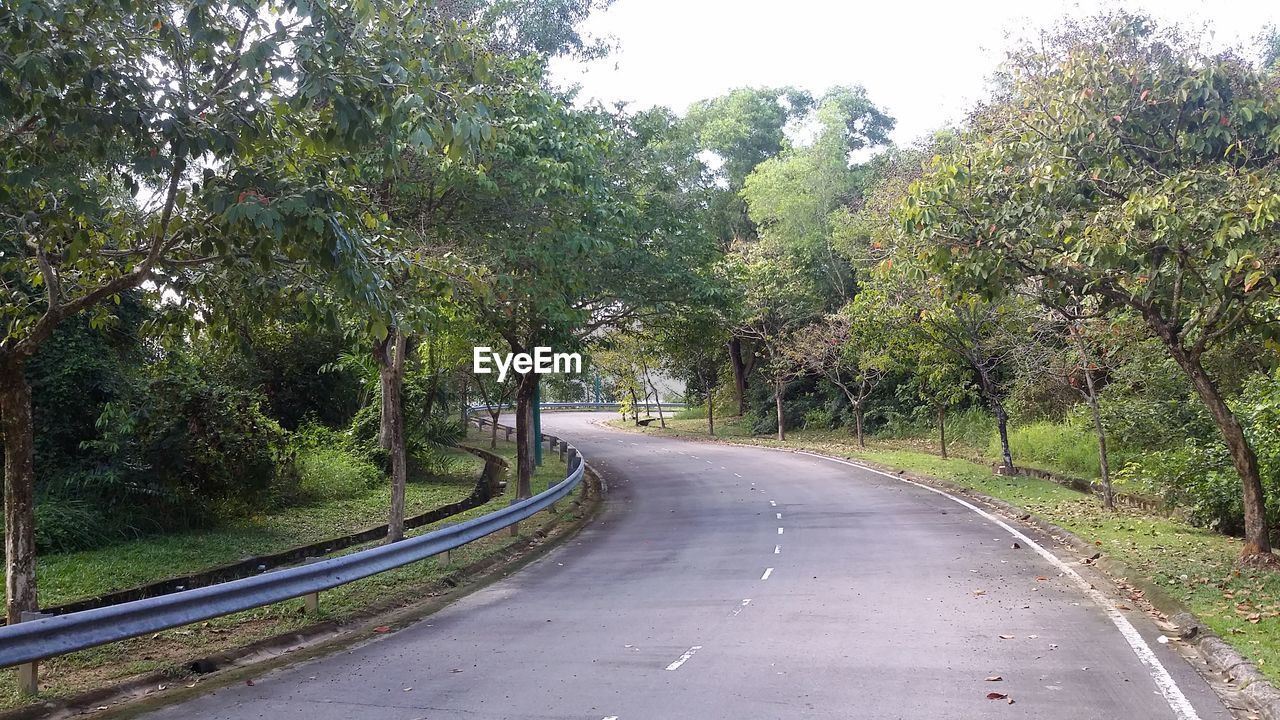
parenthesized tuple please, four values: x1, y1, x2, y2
(903, 14, 1280, 561)
(0, 0, 485, 621)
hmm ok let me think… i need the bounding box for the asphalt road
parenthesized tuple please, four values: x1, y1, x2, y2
(139, 412, 1234, 720)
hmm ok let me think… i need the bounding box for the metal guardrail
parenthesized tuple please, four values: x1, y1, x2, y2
(470, 401, 687, 414)
(0, 430, 588, 676)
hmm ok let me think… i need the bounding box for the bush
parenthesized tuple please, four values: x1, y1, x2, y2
(946, 406, 996, 448)
(803, 407, 836, 430)
(296, 445, 382, 500)
(995, 420, 1102, 478)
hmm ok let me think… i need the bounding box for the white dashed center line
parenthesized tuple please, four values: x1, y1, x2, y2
(761, 567, 774, 580)
(776, 513, 782, 519)
(777, 527, 784, 535)
(731, 598, 752, 617)
(769, 500, 776, 507)
(774, 544, 781, 554)
(665, 646, 703, 671)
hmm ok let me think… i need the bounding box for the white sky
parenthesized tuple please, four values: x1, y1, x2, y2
(549, 0, 1280, 146)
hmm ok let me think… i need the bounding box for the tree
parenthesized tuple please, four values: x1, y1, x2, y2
(0, 0, 486, 622)
(730, 240, 823, 440)
(903, 14, 1280, 561)
(788, 310, 889, 448)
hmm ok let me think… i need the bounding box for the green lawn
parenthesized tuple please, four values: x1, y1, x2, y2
(619, 414, 1280, 682)
(1, 429, 584, 709)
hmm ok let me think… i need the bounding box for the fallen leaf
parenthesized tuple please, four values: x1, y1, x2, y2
(373, 626, 391, 633)
(1116, 604, 1131, 610)
(986, 675, 1003, 682)
(1036, 576, 1048, 581)
(998, 634, 1015, 639)
(986, 692, 1008, 700)
(245, 680, 255, 687)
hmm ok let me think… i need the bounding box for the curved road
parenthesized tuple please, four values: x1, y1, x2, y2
(140, 412, 1233, 720)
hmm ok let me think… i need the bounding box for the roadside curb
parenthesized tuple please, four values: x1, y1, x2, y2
(609, 421, 1272, 720)
(4, 473, 604, 720)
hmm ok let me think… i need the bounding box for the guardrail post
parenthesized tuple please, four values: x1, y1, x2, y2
(16, 611, 46, 695)
(558, 442, 566, 462)
(302, 557, 322, 614)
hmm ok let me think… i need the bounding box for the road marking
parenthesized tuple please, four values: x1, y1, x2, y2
(731, 598, 752, 617)
(734, 473, 742, 477)
(776, 513, 782, 519)
(769, 500, 776, 506)
(774, 544, 781, 554)
(761, 567, 774, 580)
(665, 645, 703, 671)
(777, 527, 784, 535)
(706, 460, 713, 464)
(603, 716, 619, 720)
(790, 449, 1202, 720)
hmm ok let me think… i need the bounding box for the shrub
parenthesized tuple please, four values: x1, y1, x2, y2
(296, 445, 382, 500)
(803, 407, 836, 431)
(995, 420, 1101, 478)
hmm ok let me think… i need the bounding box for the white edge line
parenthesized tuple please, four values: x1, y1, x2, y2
(786, 448, 1200, 720)
(665, 645, 703, 671)
(761, 567, 774, 580)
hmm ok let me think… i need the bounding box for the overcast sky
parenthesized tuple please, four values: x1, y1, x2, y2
(548, 0, 1280, 146)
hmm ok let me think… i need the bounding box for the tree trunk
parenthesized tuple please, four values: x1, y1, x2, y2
(459, 379, 468, 426)
(854, 403, 865, 449)
(976, 367, 1014, 473)
(1, 357, 38, 625)
(629, 386, 640, 424)
(729, 337, 748, 416)
(938, 406, 948, 459)
(514, 373, 537, 499)
(375, 332, 409, 543)
(1170, 347, 1272, 559)
(707, 392, 715, 437)
(1068, 322, 1114, 510)
(646, 371, 666, 429)
(774, 379, 785, 441)
(994, 404, 1014, 473)
(489, 410, 500, 449)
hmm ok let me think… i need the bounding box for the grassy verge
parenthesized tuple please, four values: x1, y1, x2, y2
(0, 429, 581, 710)
(617, 415, 1280, 683)
(36, 448, 484, 608)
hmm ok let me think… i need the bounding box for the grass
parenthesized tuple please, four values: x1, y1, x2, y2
(0, 429, 582, 710)
(37, 448, 483, 608)
(619, 413, 1280, 684)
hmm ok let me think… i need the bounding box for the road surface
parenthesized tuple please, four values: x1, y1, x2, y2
(139, 412, 1234, 720)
